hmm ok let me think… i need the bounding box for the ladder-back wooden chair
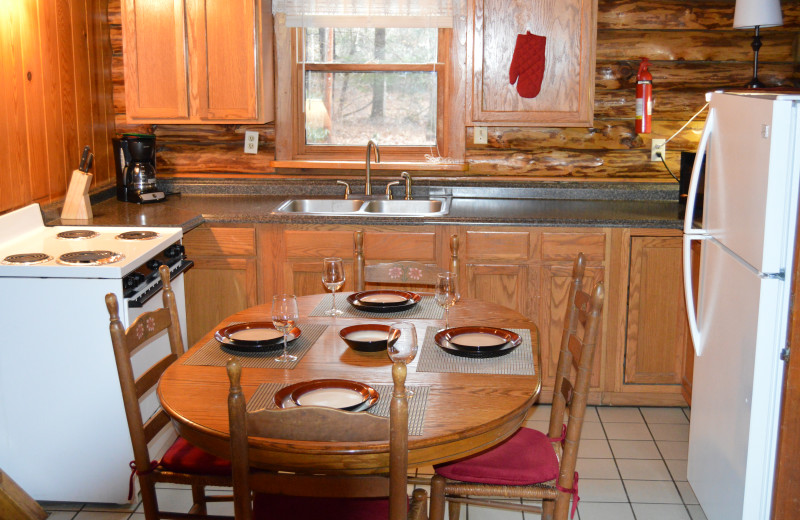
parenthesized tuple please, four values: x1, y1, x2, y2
(354, 231, 459, 291)
(429, 253, 604, 520)
(106, 265, 232, 520)
(226, 358, 428, 520)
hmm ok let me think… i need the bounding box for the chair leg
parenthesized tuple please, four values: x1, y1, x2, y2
(189, 483, 208, 514)
(541, 497, 556, 520)
(552, 491, 572, 520)
(138, 478, 160, 520)
(429, 475, 446, 520)
(447, 502, 461, 520)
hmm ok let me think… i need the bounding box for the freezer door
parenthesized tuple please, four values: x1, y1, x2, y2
(688, 239, 785, 520)
(704, 93, 798, 274)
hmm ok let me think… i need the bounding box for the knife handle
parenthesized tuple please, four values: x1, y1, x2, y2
(79, 146, 91, 172)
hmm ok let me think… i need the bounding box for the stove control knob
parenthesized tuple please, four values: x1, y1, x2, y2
(146, 259, 163, 271)
(123, 272, 146, 290)
(165, 244, 185, 259)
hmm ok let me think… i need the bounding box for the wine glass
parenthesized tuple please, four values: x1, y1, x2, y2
(322, 257, 345, 316)
(272, 294, 299, 362)
(387, 321, 418, 398)
(435, 271, 459, 330)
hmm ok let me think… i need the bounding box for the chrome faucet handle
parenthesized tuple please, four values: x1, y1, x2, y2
(385, 181, 401, 199)
(336, 180, 351, 199)
(400, 172, 412, 200)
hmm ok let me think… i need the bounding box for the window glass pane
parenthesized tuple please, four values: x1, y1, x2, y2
(305, 71, 436, 146)
(304, 28, 437, 64)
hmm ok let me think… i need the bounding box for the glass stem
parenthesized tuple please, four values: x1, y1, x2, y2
(445, 306, 449, 329)
(332, 290, 337, 313)
(283, 333, 289, 359)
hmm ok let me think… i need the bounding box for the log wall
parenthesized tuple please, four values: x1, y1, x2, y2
(107, 0, 800, 182)
(3, 0, 799, 215)
(0, 0, 116, 214)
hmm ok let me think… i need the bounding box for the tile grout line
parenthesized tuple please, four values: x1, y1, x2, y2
(639, 406, 695, 520)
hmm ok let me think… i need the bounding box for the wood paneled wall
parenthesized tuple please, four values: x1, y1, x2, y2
(0, 0, 116, 214)
(107, 0, 799, 181)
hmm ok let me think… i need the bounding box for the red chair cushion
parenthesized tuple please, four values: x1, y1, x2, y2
(254, 494, 389, 520)
(160, 437, 231, 476)
(434, 427, 559, 485)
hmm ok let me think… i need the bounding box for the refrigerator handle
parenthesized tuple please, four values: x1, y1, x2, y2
(683, 234, 704, 356)
(683, 107, 714, 235)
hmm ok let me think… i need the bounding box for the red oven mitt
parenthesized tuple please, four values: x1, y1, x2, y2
(509, 31, 547, 99)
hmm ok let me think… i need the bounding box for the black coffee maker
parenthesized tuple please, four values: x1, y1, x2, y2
(112, 134, 166, 203)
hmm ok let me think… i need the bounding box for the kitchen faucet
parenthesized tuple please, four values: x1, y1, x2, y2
(365, 139, 380, 196)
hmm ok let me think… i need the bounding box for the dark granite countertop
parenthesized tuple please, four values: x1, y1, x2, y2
(44, 179, 685, 231)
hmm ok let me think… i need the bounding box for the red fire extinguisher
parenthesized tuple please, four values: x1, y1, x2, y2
(635, 58, 653, 134)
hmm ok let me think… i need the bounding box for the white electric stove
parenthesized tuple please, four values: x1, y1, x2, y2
(0, 204, 192, 503)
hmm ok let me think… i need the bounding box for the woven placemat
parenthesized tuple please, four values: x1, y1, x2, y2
(308, 293, 444, 320)
(247, 383, 429, 436)
(182, 323, 327, 369)
(416, 326, 536, 376)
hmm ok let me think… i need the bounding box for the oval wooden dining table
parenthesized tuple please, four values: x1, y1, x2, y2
(158, 292, 542, 475)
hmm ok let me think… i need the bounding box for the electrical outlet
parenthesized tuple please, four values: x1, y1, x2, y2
(651, 139, 666, 161)
(244, 130, 259, 154)
(474, 126, 488, 145)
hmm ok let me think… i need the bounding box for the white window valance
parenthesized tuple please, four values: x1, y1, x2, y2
(272, 0, 462, 28)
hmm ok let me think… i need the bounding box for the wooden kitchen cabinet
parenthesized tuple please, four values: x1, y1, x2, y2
(122, 0, 274, 124)
(459, 228, 608, 402)
(182, 224, 258, 345)
(261, 224, 443, 299)
(604, 230, 691, 406)
(467, 0, 597, 126)
(249, 222, 692, 406)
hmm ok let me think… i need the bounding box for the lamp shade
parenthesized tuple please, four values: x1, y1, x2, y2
(733, 0, 783, 28)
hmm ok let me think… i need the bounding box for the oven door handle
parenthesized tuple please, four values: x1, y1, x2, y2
(127, 259, 194, 308)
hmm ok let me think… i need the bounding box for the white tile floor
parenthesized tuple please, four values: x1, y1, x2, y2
(40, 405, 707, 520)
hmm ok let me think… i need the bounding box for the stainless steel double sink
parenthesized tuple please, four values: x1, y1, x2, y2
(273, 198, 450, 217)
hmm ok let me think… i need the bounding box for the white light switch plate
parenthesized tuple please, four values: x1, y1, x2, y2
(244, 130, 259, 154)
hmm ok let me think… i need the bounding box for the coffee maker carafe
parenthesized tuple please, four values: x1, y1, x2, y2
(112, 134, 165, 203)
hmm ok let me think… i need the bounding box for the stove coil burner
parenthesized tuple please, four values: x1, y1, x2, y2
(1, 253, 53, 265)
(57, 250, 125, 266)
(56, 230, 99, 240)
(116, 231, 160, 241)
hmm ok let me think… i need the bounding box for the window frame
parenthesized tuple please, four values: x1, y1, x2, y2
(273, 14, 464, 168)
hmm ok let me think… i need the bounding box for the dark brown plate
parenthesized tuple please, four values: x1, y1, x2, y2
(339, 324, 392, 352)
(435, 327, 522, 358)
(273, 379, 379, 411)
(347, 290, 421, 313)
(215, 322, 300, 352)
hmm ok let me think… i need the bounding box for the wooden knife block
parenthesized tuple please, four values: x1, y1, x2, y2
(61, 169, 93, 220)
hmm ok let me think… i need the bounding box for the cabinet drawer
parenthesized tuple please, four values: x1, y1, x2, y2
(364, 232, 437, 262)
(285, 231, 354, 258)
(465, 231, 530, 260)
(541, 233, 605, 262)
(184, 226, 256, 256)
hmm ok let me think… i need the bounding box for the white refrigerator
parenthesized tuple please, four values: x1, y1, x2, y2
(683, 92, 800, 520)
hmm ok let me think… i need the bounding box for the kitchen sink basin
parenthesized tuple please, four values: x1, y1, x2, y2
(273, 197, 450, 217)
(360, 199, 445, 215)
(274, 199, 365, 214)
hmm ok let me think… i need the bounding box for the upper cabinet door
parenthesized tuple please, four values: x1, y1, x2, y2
(122, 0, 273, 124)
(122, 0, 189, 120)
(187, 0, 262, 121)
(468, 0, 597, 127)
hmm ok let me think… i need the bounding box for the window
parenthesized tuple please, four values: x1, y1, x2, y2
(303, 27, 439, 148)
(273, 2, 465, 166)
